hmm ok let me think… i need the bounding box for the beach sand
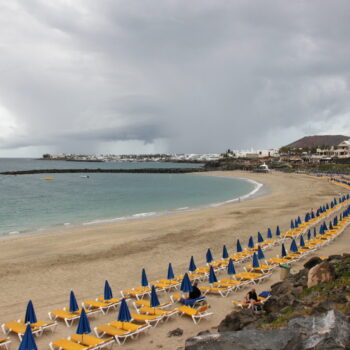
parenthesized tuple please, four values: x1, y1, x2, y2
(0, 170, 349, 350)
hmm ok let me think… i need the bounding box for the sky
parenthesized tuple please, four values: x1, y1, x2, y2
(0, 0, 350, 157)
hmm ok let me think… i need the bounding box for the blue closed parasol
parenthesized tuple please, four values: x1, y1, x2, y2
(118, 298, 131, 322)
(150, 285, 160, 308)
(252, 253, 260, 268)
(18, 324, 38, 350)
(236, 239, 243, 253)
(104, 280, 113, 300)
(248, 236, 254, 249)
(227, 258, 236, 276)
(180, 273, 193, 293)
(189, 256, 197, 272)
(257, 246, 265, 259)
(76, 308, 91, 335)
(222, 245, 229, 259)
(141, 268, 148, 287)
(267, 228, 272, 239)
(290, 239, 298, 253)
(206, 248, 214, 263)
(276, 226, 280, 236)
(209, 266, 218, 284)
(281, 243, 287, 257)
(69, 291, 79, 313)
(24, 301, 37, 324)
(167, 263, 174, 280)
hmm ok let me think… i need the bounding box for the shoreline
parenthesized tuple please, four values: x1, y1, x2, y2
(0, 171, 349, 350)
(0, 172, 267, 241)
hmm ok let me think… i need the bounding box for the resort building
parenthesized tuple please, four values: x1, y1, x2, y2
(315, 139, 350, 159)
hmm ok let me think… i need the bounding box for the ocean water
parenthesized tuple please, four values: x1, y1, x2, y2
(0, 158, 257, 236)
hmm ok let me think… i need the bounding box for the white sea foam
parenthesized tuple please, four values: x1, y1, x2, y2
(205, 177, 263, 208)
(133, 212, 157, 217)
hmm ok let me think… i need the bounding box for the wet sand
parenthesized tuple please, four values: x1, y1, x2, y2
(0, 170, 348, 350)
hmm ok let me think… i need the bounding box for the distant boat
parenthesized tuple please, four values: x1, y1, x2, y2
(41, 177, 54, 180)
(80, 175, 90, 178)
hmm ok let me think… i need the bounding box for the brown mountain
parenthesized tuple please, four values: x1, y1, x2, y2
(284, 135, 350, 149)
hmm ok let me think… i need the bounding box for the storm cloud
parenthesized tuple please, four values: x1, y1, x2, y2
(0, 0, 349, 156)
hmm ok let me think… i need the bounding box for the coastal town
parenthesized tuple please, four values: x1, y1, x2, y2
(42, 135, 350, 164)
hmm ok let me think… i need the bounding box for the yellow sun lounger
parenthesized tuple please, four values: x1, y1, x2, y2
(199, 286, 231, 297)
(109, 321, 151, 335)
(188, 272, 208, 281)
(0, 338, 11, 350)
(244, 264, 274, 273)
(1, 321, 42, 340)
(138, 306, 178, 320)
(121, 287, 151, 300)
(48, 310, 81, 327)
(266, 257, 289, 265)
(94, 325, 132, 345)
(156, 279, 180, 286)
(96, 298, 122, 310)
(63, 307, 101, 317)
(177, 304, 213, 324)
(169, 293, 184, 303)
(235, 272, 271, 284)
(130, 312, 163, 327)
(133, 299, 172, 309)
(213, 279, 247, 290)
(234, 272, 260, 282)
(150, 282, 176, 292)
(70, 334, 114, 349)
(17, 319, 58, 333)
(82, 300, 112, 314)
(50, 338, 89, 350)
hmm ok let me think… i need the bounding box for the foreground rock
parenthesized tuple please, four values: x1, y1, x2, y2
(186, 310, 350, 350)
(187, 254, 350, 350)
(289, 310, 350, 350)
(218, 309, 258, 332)
(307, 261, 335, 288)
(186, 329, 301, 350)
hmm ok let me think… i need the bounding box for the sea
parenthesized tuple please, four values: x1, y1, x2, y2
(0, 158, 260, 237)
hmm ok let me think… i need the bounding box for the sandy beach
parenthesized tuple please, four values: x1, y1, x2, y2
(0, 170, 349, 350)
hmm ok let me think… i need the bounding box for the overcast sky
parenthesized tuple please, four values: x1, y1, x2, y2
(0, 1, 350, 156)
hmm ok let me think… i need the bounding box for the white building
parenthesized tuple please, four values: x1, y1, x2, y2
(232, 148, 279, 158)
(316, 139, 350, 159)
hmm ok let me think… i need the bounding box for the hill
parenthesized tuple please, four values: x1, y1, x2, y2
(284, 135, 349, 149)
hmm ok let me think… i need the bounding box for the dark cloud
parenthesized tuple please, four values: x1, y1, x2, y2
(0, 0, 349, 156)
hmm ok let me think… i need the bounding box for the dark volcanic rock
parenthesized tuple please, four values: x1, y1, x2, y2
(218, 309, 257, 332)
(185, 329, 301, 350)
(304, 257, 323, 270)
(168, 328, 184, 337)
